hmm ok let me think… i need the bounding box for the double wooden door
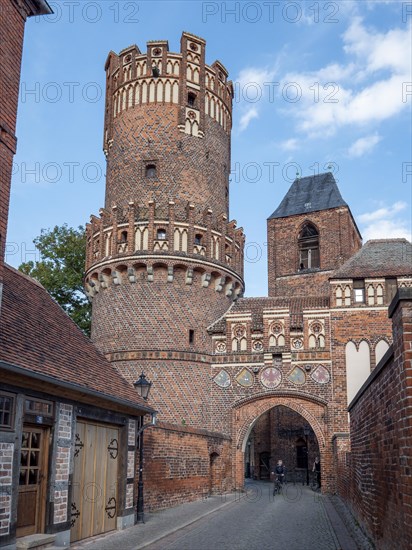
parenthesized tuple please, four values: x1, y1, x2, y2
(17, 426, 50, 537)
(71, 421, 119, 543)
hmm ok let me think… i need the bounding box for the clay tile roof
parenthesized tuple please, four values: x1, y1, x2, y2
(209, 296, 329, 332)
(0, 265, 152, 412)
(331, 239, 412, 279)
(268, 172, 347, 219)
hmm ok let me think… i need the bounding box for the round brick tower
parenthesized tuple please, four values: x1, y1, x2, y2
(85, 32, 245, 426)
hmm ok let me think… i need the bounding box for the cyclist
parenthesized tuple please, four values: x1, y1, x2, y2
(312, 456, 321, 489)
(272, 459, 286, 495)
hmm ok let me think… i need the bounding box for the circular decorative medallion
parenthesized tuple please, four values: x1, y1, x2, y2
(271, 322, 283, 335)
(292, 338, 303, 350)
(187, 110, 197, 120)
(233, 325, 246, 339)
(252, 340, 263, 352)
(311, 322, 323, 334)
(189, 42, 199, 51)
(124, 54, 132, 64)
(152, 48, 162, 57)
(260, 367, 282, 389)
(215, 341, 227, 353)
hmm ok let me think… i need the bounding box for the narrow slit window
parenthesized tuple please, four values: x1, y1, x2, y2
(157, 228, 166, 240)
(146, 164, 157, 178)
(188, 92, 196, 106)
(189, 329, 195, 344)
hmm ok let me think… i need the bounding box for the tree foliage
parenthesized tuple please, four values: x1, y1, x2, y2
(19, 224, 91, 336)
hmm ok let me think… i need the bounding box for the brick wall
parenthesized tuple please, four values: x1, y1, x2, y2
(267, 207, 362, 297)
(0, 0, 26, 266)
(347, 289, 412, 549)
(53, 403, 72, 525)
(0, 442, 13, 535)
(143, 422, 231, 510)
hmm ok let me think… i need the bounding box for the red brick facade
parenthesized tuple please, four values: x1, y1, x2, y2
(267, 206, 362, 297)
(85, 35, 412, 545)
(347, 289, 412, 549)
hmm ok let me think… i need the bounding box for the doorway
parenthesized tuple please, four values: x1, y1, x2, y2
(71, 421, 119, 543)
(17, 426, 50, 537)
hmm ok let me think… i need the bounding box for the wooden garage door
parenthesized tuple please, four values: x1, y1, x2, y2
(71, 421, 119, 543)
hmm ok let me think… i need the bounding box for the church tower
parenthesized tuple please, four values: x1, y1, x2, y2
(85, 33, 245, 427)
(267, 172, 362, 297)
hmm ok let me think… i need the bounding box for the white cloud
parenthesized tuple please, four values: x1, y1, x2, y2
(235, 66, 277, 132)
(358, 201, 407, 223)
(278, 18, 412, 136)
(280, 138, 299, 151)
(362, 219, 412, 241)
(358, 202, 412, 241)
(347, 133, 381, 157)
(239, 108, 259, 131)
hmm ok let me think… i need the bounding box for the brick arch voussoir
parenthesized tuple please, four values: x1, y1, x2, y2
(234, 394, 327, 452)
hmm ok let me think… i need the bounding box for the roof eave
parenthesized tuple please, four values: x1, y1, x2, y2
(27, 0, 53, 16)
(0, 360, 156, 416)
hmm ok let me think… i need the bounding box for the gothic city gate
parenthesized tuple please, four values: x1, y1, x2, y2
(71, 421, 119, 543)
(232, 395, 328, 490)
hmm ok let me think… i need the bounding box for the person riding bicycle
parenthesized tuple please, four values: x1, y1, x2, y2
(272, 459, 286, 493)
(312, 456, 321, 488)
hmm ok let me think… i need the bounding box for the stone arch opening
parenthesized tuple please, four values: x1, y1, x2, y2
(232, 395, 327, 490)
(244, 405, 321, 485)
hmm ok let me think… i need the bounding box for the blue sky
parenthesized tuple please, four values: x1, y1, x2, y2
(7, 0, 412, 296)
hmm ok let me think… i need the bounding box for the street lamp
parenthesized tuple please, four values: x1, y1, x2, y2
(303, 426, 310, 486)
(133, 372, 155, 523)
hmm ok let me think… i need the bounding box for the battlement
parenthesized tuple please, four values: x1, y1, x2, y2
(85, 199, 245, 277)
(103, 31, 233, 152)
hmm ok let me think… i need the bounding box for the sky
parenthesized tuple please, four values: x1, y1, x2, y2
(7, 0, 412, 297)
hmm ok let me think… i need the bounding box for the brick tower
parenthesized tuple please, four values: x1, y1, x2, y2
(85, 32, 245, 426)
(267, 172, 362, 297)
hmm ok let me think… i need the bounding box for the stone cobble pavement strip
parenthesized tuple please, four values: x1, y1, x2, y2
(71, 481, 373, 550)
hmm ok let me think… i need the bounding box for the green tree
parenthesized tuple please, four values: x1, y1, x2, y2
(19, 224, 91, 336)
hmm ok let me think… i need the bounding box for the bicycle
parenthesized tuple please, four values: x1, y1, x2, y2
(273, 474, 284, 496)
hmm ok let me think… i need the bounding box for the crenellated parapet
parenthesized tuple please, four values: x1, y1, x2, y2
(104, 31, 233, 153)
(85, 199, 245, 287)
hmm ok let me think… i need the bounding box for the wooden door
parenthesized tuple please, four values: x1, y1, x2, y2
(17, 426, 50, 537)
(71, 421, 119, 543)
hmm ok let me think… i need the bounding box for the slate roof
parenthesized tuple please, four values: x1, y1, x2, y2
(0, 264, 152, 413)
(331, 239, 412, 279)
(268, 172, 348, 219)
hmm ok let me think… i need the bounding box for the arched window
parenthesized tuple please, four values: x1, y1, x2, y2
(146, 164, 157, 178)
(120, 231, 128, 243)
(298, 223, 319, 270)
(194, 234, 202, 245)
(188, 92, 196, 106)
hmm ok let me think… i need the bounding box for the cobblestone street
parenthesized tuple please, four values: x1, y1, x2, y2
(73, 481, 373, 550)
(146, 482, 343, 550)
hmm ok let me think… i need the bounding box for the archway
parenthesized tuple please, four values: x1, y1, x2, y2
(232, 394, 328, 491)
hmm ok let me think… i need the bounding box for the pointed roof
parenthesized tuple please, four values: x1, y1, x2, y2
(268, 172, 348, 219)
(331, 239, 412, 279)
